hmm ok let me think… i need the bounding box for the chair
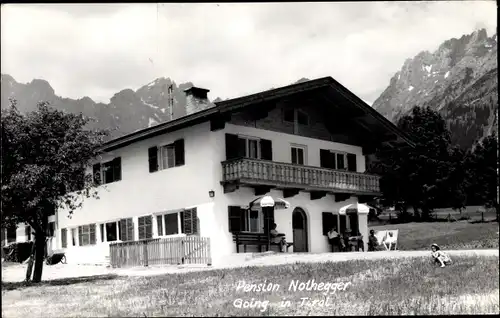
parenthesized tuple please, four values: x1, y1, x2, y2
(382, 230, 398, 250)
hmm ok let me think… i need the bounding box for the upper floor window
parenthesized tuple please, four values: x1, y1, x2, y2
(320, 149, 357, 172)
(149, 139, 185, 173)
(283, 108, 309, 126)
(93, 157, 122, 185)
(225, 134, 273, 161)
(291, 145, 307, 165)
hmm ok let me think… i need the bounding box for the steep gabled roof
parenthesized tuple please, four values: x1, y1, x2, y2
(100, 77, 414, 152)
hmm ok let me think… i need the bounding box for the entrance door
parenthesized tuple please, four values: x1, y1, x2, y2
(292, 208, 308, 252)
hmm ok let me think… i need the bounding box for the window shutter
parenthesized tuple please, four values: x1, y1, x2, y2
(146, 215, 153, 239)
(61, 228, 67, 248)
(320, 149, 331, 168)
(156, 215, 163, 236)
(127, 219, 134, 241)
(93, 163, 101, 185)
(138, 217, 145, 239)
(183, 208, 198, 235)
(148, 146, 159, 173)
(237, 138, 246, 158)
(113, 157, 122, 181)
(260, 139, 273, 161)
(225, 134, 239, 160)
(322, 212, 335, 236)
(228, 206, 243, 232)
(120, 218, 133, 241)
(347, 153, 357, 172)
(174, 139, 185, 166)
(90, 224, 96, 245)
(78, 226, 83, 246)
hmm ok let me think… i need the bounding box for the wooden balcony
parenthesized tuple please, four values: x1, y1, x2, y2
(221, 158, 381, 197)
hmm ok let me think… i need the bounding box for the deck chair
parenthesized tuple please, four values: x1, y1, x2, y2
(374, 230, 387, 249)
(382, 230, 398, 250)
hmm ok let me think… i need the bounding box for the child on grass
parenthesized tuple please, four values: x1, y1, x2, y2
(431, 243, 452, 267)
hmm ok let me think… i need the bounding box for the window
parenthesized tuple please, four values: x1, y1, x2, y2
(7, 227, 16, 243)
(100, 221, 119, 242)
(61, 228, 67, 248)
(297, 111, 309, 126)
(148, 139, 185, 173)
(93, 157, 122, 184)
(157, 212, 182, 236)
(320, 149, 351, 170)
(119, 218, 134, 241)
(138, 216, 153, 240)
(78, 224, 96, 246)
(283, 109, 295, 123)
(71, 228, 77, 246)
(225, 134, 273, 161)
(283, 109, 309, 126)
(228, 206, 264, 233)
(161, 144, 176, 169)
(47, 222, 55, 237)
(182, 208, 199, 235)
(291, 145, 306, 165)
(25, 225, 32, 241)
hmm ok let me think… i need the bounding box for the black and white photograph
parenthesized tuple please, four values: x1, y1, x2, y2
(1, 1, 498, 316)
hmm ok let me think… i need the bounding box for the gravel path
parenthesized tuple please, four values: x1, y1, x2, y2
(2, 249, 498, 283)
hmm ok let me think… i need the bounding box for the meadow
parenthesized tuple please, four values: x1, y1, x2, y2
(2, 254, 499, 316)
(370, 220, 499, 250)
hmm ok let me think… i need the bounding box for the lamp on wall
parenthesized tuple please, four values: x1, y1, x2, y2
(209, 190, 215, 198)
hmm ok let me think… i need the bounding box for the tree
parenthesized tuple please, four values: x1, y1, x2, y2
(1, 100, 108, 282)
(446, 146, 468, 213)
(370, 106, 457, 220)
(465, 133, 498, 219)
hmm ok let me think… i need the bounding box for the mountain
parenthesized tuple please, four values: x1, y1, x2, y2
(372, 29, 498, 149)
(0, 75, 215, 140)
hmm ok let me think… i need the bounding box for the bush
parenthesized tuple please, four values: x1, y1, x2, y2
(2, 242, 34, 263)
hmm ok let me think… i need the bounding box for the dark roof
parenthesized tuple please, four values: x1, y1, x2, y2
(100, 77, 414, 152)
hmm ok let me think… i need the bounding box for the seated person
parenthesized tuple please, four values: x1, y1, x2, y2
(383, 231, 397, 250)
(431, 243, 452, 267)
(269, 223, 287, 252)
(327, 227, 341, 252)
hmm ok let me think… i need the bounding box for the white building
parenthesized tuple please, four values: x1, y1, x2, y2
(3, 77, 413, 265)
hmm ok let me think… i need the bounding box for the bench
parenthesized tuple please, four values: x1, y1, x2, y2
(232, 232, 293, 253)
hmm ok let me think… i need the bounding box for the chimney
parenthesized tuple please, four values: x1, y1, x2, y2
(184, 86, 211, 115)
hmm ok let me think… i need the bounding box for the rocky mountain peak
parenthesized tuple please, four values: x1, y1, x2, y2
(373, 29, 498, 150)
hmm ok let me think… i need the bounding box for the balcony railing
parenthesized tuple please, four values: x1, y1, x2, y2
(221, 158, 381, 194)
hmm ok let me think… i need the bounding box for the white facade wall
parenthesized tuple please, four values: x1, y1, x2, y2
(57, 122, 220, 264)
(54, 120, 371, 265)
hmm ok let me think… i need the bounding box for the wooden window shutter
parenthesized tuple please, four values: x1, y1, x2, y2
(92, 163, 101, 185)
(78, 226, 83, 246)
(322, 212, 335, 236)
(228, 206, 243, 232)
(347, 153, 357, 172)
(260, 139, 273, 161)
(113, 157, 122, 181)
(320, 149, 331, 168)
(146, 215, 153, 239)
(90, 224, 96, 245)
(148, 146, 159, 173)
(61, 228, 67, 248)
(174, 139, 185, 166)
(225, 134, 239, 160)
(183, 208, 198, 235)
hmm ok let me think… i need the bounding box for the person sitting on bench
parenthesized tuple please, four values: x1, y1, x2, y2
(327, 227, 341, 252)
(270, 223, 287, 252)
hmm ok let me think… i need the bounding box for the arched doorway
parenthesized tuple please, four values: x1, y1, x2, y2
(292, 208, 308, 252)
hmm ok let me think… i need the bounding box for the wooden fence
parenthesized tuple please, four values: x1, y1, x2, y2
(109, 236, 211, 268)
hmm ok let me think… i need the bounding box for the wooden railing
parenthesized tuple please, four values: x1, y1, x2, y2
(221, 158, 380, 194)
(109, 236, 211, 268)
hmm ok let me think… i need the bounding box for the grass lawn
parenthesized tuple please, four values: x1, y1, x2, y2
(2, 255, 498, 316)
(371, 220, 499, 250)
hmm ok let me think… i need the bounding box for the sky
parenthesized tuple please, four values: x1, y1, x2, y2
(1, 2, 497, 105)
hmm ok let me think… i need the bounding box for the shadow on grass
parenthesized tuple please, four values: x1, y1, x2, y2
(2, 274, 119, 291)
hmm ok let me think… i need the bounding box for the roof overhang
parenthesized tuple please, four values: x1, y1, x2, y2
(99, 77, 415, 153)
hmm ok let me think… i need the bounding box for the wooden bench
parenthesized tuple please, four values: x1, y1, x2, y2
(232, 232, 293, 253)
